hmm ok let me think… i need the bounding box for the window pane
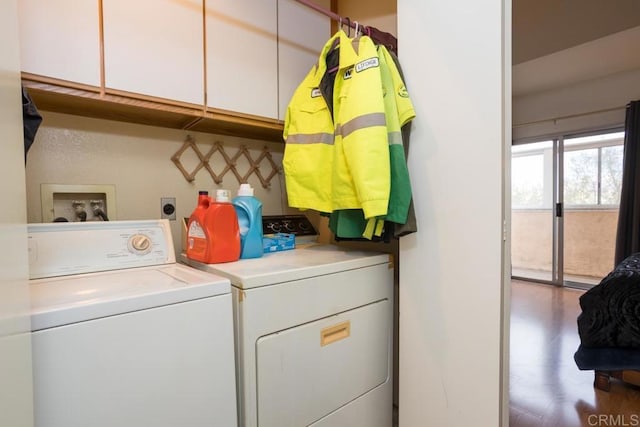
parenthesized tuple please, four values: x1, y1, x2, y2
(563, 131, 625, 147)
(564, 148, 598, 205)
(601, 145, 623, 205)
(512, 154, 544, 208)
(512, 140, 553, 154)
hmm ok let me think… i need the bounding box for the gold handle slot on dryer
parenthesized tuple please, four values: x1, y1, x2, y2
(320, 321, 351, 346)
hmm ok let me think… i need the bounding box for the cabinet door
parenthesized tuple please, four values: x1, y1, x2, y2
(18, 0, 101, 87)
(103, 0, 204, 105)
(206, 0, 278, 119)
(277, 0, 330, 120)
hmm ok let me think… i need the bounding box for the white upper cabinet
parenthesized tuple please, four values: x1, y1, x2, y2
(277, 0, 330, 120)
(18, 0, 101, 87)
(206, 0, 278, 119)
(102, 0, 204, 105)
(18, 0, 329, 122)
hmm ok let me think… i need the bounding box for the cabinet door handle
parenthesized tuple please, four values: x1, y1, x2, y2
(320, 321, 351, 346)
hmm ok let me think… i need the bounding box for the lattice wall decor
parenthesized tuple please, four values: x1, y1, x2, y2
(171, 135, 281, 188)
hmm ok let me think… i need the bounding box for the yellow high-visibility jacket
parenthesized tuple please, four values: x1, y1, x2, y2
(329, 44, 417, 240)
(283, 30, 390, 219)
(378, 44, 415, 224)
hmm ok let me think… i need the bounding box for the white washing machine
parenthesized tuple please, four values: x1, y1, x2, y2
(28, 220, 238, 427)
(182, 243, 393, 427)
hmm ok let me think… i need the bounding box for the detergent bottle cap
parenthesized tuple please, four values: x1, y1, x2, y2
(237, 183, 254, 197)
(215, 189, 230, 202)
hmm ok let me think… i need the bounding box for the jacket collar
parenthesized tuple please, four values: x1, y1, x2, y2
(310, 30, 369, 86)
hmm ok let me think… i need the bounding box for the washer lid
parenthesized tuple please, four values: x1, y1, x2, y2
(30, 263, 230, 331)
(182, 244, 391, 289)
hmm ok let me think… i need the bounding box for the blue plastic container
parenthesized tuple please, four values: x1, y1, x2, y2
(232, 184, 264, 259)
(263, 233, 295, 253)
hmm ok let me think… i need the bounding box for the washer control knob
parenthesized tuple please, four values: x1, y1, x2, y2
(299, 221, 310, 231)
(129, 234, 152, 254)
(269, 222, 282, 233)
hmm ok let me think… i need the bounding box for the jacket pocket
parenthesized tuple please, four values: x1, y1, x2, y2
(295, 99, 329, 126)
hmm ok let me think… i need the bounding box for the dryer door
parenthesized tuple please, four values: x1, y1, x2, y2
(255, 299, 390, 427)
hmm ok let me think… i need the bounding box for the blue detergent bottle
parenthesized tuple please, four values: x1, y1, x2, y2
(232, 183, 264, 259)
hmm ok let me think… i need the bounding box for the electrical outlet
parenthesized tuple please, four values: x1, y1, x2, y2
(161, 197, 176, 221)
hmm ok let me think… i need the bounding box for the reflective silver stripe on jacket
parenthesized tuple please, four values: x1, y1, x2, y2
(388, 131, 403, 146)
(286, 132, 334, 145)
(337, 113, 386, 138)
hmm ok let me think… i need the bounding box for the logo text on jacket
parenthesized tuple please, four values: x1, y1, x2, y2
(355, 57, 379, 73)
(344, 68, 353, 79)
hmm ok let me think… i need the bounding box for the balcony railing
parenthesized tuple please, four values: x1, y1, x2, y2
(511, 208, 618, 285)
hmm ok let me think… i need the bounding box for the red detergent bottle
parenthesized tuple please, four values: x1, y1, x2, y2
(186, 190, 211, 262)
(187, 189, 241, 263)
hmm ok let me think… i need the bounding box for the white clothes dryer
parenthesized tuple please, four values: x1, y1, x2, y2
(29, 220, 238, 427)
(182, 243, 393, 427)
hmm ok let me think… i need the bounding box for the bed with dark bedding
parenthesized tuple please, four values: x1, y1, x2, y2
(574, 252, 640, 391)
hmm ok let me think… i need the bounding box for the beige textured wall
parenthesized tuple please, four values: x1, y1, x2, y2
(25, 112, 291, 254)
(512, 209, 618, 278)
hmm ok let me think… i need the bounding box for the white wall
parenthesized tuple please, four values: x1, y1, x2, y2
(25, 112, 290, 254)
(0, 1, 34, 426)
(513, 67, 640, 140)
(398, 0, 508, 426)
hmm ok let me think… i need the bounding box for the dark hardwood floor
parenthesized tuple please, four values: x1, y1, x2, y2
(510, 280, 640, 427)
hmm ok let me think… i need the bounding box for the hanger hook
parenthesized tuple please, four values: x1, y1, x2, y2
(354, 21, 359, 37)
(344, 17, 351, 37)
(339, 16, 342, 30)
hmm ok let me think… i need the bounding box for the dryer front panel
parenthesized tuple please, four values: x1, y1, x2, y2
(256, 299, 390, 427)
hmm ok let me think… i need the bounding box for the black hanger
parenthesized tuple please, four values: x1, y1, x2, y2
(344, 17, 351, 37)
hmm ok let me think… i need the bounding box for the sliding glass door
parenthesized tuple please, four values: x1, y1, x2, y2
(562, 132, 624, 286)
(511, 129, 624, 287)
(511, 140, 556, 283)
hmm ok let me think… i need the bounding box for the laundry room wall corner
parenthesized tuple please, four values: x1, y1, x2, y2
(0, 0, 35, 426)
(398, 0, 507, 425)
